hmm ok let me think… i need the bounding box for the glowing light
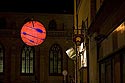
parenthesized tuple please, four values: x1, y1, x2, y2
(79, 42, 84, 52)
(114, 22, 125, 33)
(21, 21, 46, 46)
(66, 47, 76, 60)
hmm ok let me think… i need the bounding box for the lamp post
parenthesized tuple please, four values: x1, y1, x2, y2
(73, 35, 83, 83)
(66, 34, 83, 83)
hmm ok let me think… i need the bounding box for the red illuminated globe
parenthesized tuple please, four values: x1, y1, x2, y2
(21, 20, 46, 46)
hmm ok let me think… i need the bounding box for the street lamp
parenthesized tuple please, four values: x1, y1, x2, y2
(73, 35, 83, 83)
(66, 34, 83, 83)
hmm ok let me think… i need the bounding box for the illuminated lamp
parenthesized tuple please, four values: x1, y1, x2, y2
(66, 47, 76, 60)
(21, 20, 46, 46)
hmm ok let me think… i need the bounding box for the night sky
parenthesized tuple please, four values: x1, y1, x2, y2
(0, 0, 74, 14)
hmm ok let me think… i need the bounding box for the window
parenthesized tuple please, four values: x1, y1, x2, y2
(48, 20, 57, 31)
(99, 59, 112, 83)
(113, 55, 120, 83)
(0, 17, 6, 29)
(105, 59, 112, 83)
(0, 44, 4, 73)
(49, 44, 62, 75)
(99, 48, 125, 83)
(21, 45, 34, 75)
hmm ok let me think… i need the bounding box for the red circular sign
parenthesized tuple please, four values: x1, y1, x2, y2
(21, 20, 46, 46)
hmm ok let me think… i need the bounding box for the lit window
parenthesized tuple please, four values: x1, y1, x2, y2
(0, 44, 4, 73)
(49, 44, 62, 75)
(21, 45, 34, 74)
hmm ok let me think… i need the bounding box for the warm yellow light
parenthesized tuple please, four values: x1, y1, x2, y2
(114, 22, 125, 33)
(66, 47, 76, 60)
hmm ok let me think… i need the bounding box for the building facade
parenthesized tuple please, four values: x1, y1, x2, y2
(0, 12, 75, 83)
(75, 0, 125, 83)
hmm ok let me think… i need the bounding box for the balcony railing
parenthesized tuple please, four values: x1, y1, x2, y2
(0, 29, 73, 39)
(47, 31, 72, 37)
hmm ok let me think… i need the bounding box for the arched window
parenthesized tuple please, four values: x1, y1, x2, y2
(49, 44, 62, 75)
(21, 45, 35, 75)
(0, 44, 4, 73)
(0, 17, 6, 29)
(48, 20, 57, 30)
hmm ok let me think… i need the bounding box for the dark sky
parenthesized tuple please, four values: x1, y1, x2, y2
(0, 0, 74, 14)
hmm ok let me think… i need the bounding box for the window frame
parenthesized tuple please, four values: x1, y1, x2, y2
(0, 43, 4, 74)
(20, 45, 35, 75)
(48, 19, 57, 31)
(49, 44, 63, 76)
